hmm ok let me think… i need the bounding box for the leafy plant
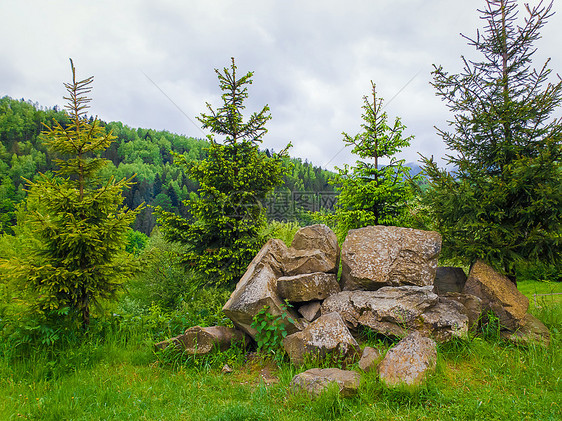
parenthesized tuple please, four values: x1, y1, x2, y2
(251, 303, 294, 357)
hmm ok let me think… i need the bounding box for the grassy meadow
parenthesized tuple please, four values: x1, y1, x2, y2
(0, 277, 560, 421)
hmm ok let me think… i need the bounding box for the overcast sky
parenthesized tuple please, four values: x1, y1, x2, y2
(2, 0, 562, 170)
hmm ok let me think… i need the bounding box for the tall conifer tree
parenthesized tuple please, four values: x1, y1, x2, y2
(422, 0, 562, 279)
(157, 58, 288, 287)
(1, 60, 141, 328)
(333, 81, 415, 235)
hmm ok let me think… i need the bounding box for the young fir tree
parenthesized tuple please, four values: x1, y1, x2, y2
(0, 60, 141, 328)
(421, 0, 562, 279)
(157, 58, 289, 287)
(332, 81, 415, 235)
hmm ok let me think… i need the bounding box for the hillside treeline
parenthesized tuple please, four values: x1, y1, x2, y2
(0, 96, 336, 234)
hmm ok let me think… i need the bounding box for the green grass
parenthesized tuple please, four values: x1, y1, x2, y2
(518, 279, 562, 310)
(1, 280, 561, 420)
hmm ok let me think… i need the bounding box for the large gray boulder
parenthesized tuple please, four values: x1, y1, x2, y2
(341, 226, 442, 291)
(291, 368, 361, 397)
(463, 260, 529, 330)
(321, 286, 466, 342)
(277, 272, 340, 302)
(283, 312, 360, 365)
(222, 239, 302, 338)
(378, 331, 437, 387)
(434, 267, 467, 294)
(321, 286, 438, 337)
(283, 224, 340, 275)
(154, 326, 247, 354)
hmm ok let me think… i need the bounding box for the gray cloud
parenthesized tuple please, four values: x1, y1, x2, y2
(1, 0, 561, 170)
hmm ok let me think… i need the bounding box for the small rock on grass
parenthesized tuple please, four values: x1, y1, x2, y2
(291, 368, 361, 397)
(358, 346, 381, 372)
(378, 331, 437, 387)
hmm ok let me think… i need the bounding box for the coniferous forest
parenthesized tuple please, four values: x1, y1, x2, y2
(0, 95, 337, 236)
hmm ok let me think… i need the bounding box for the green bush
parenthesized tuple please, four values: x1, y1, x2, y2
(516, 260, 562, 282)
(125, 229, 149, 256)
(262, 220, 301, 246)
(127, 229, 204, 311)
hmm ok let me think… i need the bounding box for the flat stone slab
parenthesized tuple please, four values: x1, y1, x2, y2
(277, 272, 340, 302)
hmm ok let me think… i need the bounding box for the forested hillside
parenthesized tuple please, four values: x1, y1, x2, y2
(0, 96, 336, 234)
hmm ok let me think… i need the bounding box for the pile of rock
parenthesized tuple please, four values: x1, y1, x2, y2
(156, 224, 550, 396)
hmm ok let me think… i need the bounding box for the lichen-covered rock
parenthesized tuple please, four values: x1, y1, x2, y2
(463, 260, 528, 330)
(358, 346, 381, 372)
(283, 249, 336, 276)
(434, 267, 467, 294)
(154, 326, 247, 354)
(440, 292, 483, 332)
(222, 239, 302, 338)
(341, 226, 442, 290)
(277, 272, 340, 302)
(420, 297, 469, 342)
(378, 331, 437, 387)
(322, 286, 465, 342)
(291, 368, 361, 397)
(501, 313, 551, 347)
(321, 286, 438, 337)
(291, 224, 340, 269)
(298, 301, 322, 322)
(283, 312, 360, 365)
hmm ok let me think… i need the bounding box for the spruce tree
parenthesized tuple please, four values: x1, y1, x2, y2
(422, 0, 562, 279)
(157, 58, 288, 287)
(333, 81, 416, 235)
(1, 60, 141, 328)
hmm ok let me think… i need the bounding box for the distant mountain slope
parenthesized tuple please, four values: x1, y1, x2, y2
(0, 96, 336, 234)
